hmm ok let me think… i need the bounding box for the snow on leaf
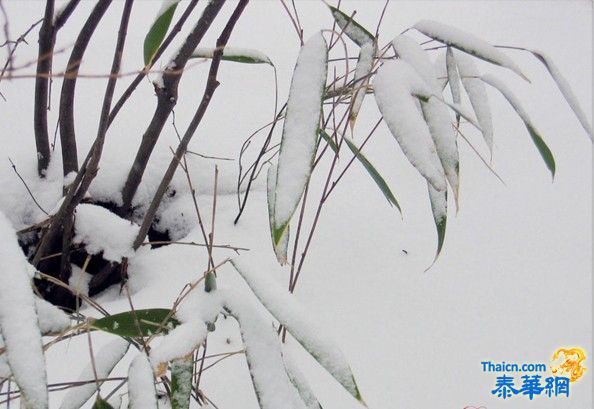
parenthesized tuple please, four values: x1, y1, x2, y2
(530, 49, 593, 141)
(283, 348, 323, 409)
(393, 35, 460, 202)
(373, 60, 447, 192)
(170, 356, 193, 409)
(349, 42, 375, 129)
(273, 32, 328, 244)
(427, 183, 447, 267)
(143, 0, 180, 65)
(327, 5, 374, 47)
(267, 164, 289, 265)
(35, 296, 70, 334)
(91, 309, 179, 338)
(59, 337, 130, 409)
(0, 211, 48, 409)
(73, 204, 139, 263)
(129, 353, 158, 409)
(446, 47, 462, 123)
(230, 259, 365, 405)
(149, 320, 207, 376)
(223, 291, 307, 409)
(343, 137, 401, 213)
(481, 74, 556, 179)
(191, 47, 273, 65)
(434, 49, 448, 91)
(414, 20, 528, 81)
(455, 50, 494, 153)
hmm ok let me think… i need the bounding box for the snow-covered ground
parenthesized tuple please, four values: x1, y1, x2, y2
(0, 1, 591, 408)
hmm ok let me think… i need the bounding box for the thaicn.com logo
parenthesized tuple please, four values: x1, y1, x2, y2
(481, 347, 587, 401)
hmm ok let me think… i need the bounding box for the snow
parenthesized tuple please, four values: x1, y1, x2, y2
(273, 32, 327, 239)
(349, 42, 375, 128)
(128, 353, 158, 409)
(34, 297, 70, 334)
(330, 7, 374, 46)
(392, 35, 459, 200)
(73, 203, 140, 262)
(434, 49, 448, 90)
(191, 47, 272, 65)
(414, 19, 528, 80)
(223, 291, 307, 409)
(531, 49, 593, 140)
(0, 211, 48, 409)
(155, 0, 180, 21)
(445, 47, 461, 108)
(59, 337, 130, 409)
(149, 320, 208, 375)
(231, 258, 361, 401)
(283, 348, 322, 409)
(455, 50, 494, 153)
(68, 264, 93, 297)
(373, 60, 447, 191)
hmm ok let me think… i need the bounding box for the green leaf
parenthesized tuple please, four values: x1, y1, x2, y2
(328, 5, 374, 47)
(143, 1, 179, 65)
(93, 397, 115, 409)
(481, 74, 556, 179)
(343, 137, 401, 213)
(267, 164, 290, 265)
(204, 271, 217, 292)
(171, 356, 193, 409)
(319, 129, 339, 154)
(91, 309, 179, 337)
(427, 183, 447, 268)
(191, 47, 273, 65)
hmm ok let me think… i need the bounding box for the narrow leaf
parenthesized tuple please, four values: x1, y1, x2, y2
(170, 356, 193, 409)
(393, 35, 460, 202)
(0, 211, 48, 409)
(328, 5, 374, 46)
(143, 0, 180, 65)
(446, 46, 462, 124)
(427, 183, 447, 267)
(455, 50, 494, 153)
(349, 42, 375, 129)
(267, 163, 289, 265)
(530, 49, 593, 140)
(91, 309, 179, 338)
(283, 349, 323, 409)
(434, 49, 448, 91)
(224, 294, 307, 409)
(481, 74, 556, 178)
(414, 20, 528, 81)
(373, 60, 447, 192)
(128, 354, 158, 409)
(191, 47, 273, 65)
(93, 398, 115, 409)
(274, 32, 328, 244)
(231, 259, 366, 405)
(60, 338, 130, 409)
(343, 137, 401, 213)
(319, 129, 339, 154)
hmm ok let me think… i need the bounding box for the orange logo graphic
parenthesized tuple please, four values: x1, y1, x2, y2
(551, 347, 587, 382)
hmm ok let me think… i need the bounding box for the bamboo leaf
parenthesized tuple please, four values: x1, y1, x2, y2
(319, 129, 339, 154)
(91, 309, 179, 338)
(349, 42, 375, 129)
(481, 74, 556, 179)
(273, 32, 328, 244)
(373, 60, 447, 192)
(454, 49, 493, 153)
(267, 163, 290, 265)
(413, 20, 528, 81)
(446, 47, 461, 124)
(191, 47, 273, 65)
(143, 0, 180, 65)
(283, 349, 324, 409)
(344, 137, 401, 213)
(530, 49, 593, 140)
(427, 183, 447, 267)
(231, 259, 366, 405)
(224, 294, 308, 409)
(171, 356, 193, 409)
(327, 5, 374, 46)
(128, 354, 158, 409)
(92, 398, 115, 409)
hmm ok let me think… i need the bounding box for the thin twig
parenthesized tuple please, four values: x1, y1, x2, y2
(7, 157, 48, 215)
